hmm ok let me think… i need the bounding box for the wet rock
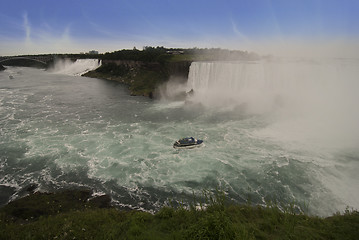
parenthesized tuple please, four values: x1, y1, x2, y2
(24, 184, 38, 193)
(88, 195, 112, 208)
(0, 185, 16, 206)
(0, 189, 108, 222)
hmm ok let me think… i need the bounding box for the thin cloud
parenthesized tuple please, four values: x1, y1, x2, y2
(62, 25, 71, 41)
(88, 21, 119, 39)
(230, 17, 252, 46)
(23, 12, 31, 43)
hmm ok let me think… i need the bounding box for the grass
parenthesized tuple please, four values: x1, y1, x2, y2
(1, 189, 358, 240)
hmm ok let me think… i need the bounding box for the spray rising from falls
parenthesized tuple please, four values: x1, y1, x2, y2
(186, 59, 359, 149)
(183, 59, 359, 213)
(187, 60, 337, 112)
(50, 59, 101, 76)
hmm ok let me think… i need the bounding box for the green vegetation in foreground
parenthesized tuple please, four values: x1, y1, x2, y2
(1, 189, 358, 239)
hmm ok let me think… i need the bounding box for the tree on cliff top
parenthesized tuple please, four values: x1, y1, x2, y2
(103, 46, 168, 62)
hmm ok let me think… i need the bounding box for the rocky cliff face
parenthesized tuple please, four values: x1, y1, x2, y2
(84, 60, 192, 98)
(102, 59, 191, 78)
(102, 59, 143, 68)
(167, 61, 191, 79)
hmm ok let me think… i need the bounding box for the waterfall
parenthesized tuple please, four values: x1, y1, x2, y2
(186, 59, 359, 149)
(50, 58, 102, 76)
(186, 60, 358, 113)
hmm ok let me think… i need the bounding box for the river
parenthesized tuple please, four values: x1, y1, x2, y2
(1, 58, 358, 216)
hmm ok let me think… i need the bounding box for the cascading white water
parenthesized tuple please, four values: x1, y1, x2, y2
(187, 60, 343, 113)
(186, 59, 359, 149)
(51, 58, 102, 76)
(184, 59, 359, 213)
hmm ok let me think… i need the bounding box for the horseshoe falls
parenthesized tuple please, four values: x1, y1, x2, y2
(1, 58, 358, 216)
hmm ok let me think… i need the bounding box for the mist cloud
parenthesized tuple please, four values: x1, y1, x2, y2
(240, 37, 359, 59)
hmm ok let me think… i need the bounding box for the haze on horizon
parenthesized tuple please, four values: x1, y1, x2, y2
(1, 0, 358, 58)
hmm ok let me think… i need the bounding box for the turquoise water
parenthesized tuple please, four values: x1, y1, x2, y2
(1, 61, 358, 216)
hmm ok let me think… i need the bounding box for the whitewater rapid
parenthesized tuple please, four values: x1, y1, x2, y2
(0, 59, 358, 216)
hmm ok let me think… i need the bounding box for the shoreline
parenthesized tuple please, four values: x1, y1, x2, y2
(1, 188, 358, 239)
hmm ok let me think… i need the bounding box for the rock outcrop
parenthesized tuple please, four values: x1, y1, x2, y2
(84, 60, 192, 98)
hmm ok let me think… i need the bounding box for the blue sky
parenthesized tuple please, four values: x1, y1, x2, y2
(1, 0, 358, 57)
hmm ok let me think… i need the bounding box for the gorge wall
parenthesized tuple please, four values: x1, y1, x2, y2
(84, 60, 192, 98)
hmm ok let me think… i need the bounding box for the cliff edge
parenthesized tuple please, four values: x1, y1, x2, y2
(83, 60, 191, 98)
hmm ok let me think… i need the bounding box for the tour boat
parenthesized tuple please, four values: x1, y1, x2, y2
(173, 137, 203, 149)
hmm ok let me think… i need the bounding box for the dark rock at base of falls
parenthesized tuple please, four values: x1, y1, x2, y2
(0, 189, 112, 222)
